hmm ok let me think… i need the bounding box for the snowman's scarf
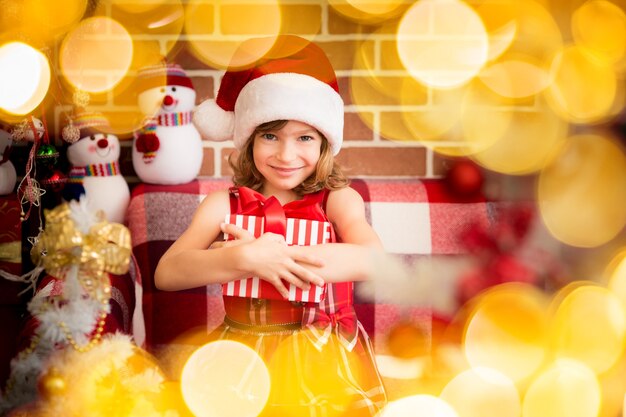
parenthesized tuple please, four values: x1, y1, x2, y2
(154, 110, 193, 126)
(68, 161, 121, 183)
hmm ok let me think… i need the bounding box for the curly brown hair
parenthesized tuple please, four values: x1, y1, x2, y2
(229, 120, 349, 195)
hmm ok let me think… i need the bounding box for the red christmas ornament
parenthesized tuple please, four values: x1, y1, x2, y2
(40, 169, 67, 192)
(445, 159, 484, 198)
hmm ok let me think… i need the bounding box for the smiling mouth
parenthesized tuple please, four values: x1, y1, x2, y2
(96, 147, 112, 158)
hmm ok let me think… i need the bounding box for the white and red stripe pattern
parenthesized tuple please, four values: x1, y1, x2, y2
(222, 213, 332, 302)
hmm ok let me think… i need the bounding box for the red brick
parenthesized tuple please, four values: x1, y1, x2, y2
(169, 41, 220, 71)
(192, 76, 215, 104)
(327, 5, 378, 34)
(279, 5, 322, 35)
(199, 147, 215, 177)
(321, 40, 373, 72)
(344, 112, 373, 141)
(220, 147, 238, 177)
(221, 4, 282, 35)
(336, 147, 426, 176)
(348, 76, 427, 107)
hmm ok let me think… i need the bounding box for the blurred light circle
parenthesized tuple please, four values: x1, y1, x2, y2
(479, 55, 550, 98)
(329, 0, 408, 24)
(397, 0, 489, 89)
(468, 95, 567, 175)
(440, 367, 521, 417)
(184, 0, 281, 70)
(546, 44, 617, 124)
(463, 283, 549, 383)
(537, 134, 626, 247)
(181, 340, 270, 417)
(522, 359, 601, 417)
(550, 284, 626, 374)
(379, 394, 459, 417)
(24, 0, 87, 36)
(473, 0, 518, 62)
(572, 0, 626, 64)
(60, 17, 133, 93)
(0, 42, 50, 115)
(608, 249, 626, 310)
(113, 1, 184, 41)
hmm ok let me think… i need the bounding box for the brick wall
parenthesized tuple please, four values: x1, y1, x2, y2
(41, 0, 455, 184)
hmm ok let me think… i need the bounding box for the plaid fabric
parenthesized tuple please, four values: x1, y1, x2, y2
(127, 179, 493, 351)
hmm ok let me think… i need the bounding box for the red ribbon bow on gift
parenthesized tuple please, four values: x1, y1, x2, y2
(303, 305, 360, 351)
(231, 186, 328, 237)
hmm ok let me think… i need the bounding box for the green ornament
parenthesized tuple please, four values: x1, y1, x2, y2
(36, 143, 59, 167)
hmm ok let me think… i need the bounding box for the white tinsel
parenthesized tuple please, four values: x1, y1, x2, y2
(69, 195, 101, 234)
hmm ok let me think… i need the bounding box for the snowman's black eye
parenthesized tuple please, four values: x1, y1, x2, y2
(90, 135, 96, 141)
(171, 87, 176, 92)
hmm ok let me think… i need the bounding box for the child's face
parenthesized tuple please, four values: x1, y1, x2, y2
(253, 120, 322, 194)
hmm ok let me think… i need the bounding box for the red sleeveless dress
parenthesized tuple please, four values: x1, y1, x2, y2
(210, 186, 387, 417)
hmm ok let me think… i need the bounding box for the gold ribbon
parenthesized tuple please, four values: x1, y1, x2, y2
(0, 241, 21, 264)
(32, 203, 131, 296)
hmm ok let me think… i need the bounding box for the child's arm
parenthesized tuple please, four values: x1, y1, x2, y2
(154, 190, 325, 296)
(219, 186, 384, 283)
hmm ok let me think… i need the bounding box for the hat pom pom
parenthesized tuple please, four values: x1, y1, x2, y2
(193, 99, 234, 142)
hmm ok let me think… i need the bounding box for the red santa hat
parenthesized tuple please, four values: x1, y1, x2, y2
(193, 35, 344, 155)
(136, 63, 194, 92)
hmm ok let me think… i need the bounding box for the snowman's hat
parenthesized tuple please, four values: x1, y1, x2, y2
(62, 111, 111, 143)
(193, 35, 344, 155)
(136, 63, 194, 92)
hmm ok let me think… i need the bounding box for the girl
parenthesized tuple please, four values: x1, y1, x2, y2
(155, 35, 387, 416)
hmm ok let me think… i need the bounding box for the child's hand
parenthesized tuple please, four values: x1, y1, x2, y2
(209, 223, 255, 249)
(241, 232, 326, 299)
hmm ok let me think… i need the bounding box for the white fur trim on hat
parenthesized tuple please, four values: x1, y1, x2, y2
(233, 73, 344, 155)
(193, 99, 235, 142)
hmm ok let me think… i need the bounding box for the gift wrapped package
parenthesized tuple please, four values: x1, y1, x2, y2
(223, 213, 330, 303)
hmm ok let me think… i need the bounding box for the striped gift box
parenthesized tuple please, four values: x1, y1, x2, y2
(222, 213, 331, 302)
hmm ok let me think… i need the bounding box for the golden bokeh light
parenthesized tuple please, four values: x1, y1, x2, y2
(440, 367, 521, 417)
(469, 96, 568, 175)
(0, 0, 87, 46)
(379, 394, 459, 417)
(473, 0, 518, 61)
(112, 0, 184, 41)
(0, 42, 50, 115)
(546, 45, 617, 124)
(496, 0, 563, 64)
(184, 0, 282, 70)
(522, 359, 601, 417)
(572, 0, 626, 64)
(329, 0, 408, 24)
(608, 249, 626, 311)
(400, 84, 466, 152)
(181, 340, 270, 417)
(396, 0, 489, 89)
(537, 134, 626, 247)
(60, 17, 133, 93)
(268, 333, 366, 416)
(479, 55, 550, 99)
(463, 283, 549, 383)
(550, 284, 626, 374)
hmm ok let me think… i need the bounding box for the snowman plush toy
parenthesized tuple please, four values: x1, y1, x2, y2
(0, 124, 16, 195)
(132, 63, 203, 184)
(62, 112, 130, 224)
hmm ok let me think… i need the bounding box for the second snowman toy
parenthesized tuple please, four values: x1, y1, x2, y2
(132, 63, 203, 184)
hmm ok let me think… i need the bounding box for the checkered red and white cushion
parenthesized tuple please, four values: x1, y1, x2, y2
(126, 179, 493, 350)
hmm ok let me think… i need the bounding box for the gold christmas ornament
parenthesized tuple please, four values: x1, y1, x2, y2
(38, 367, 67, 400)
